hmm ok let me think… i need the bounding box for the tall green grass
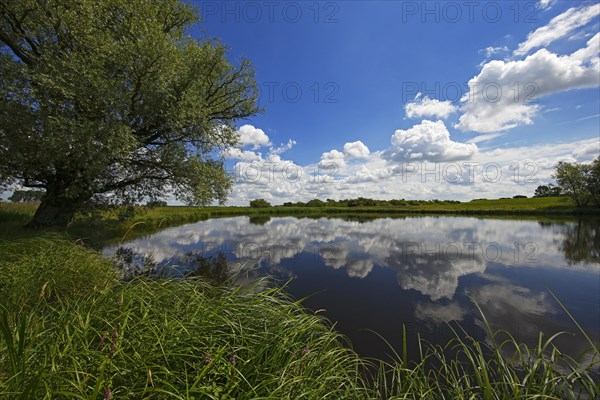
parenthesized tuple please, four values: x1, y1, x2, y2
(1, 237, 598, 399)
(0, 238, 117, 310)
(0, 239, 370, 399)
(373, 304, 599, 399)
(0, 208, 598, 399)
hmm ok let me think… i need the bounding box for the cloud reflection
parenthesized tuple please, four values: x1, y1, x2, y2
(104, 216, 599, 300)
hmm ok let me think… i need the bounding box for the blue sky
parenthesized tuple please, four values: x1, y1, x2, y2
(197, 1, 590, 150)
(191, 0, 599, 205)
(187, 1, 600, 205)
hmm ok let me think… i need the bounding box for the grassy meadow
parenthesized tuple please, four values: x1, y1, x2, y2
(0, 200, 599, 399)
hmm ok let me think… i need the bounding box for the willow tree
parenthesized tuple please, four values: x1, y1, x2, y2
(0, 0, 259, 227)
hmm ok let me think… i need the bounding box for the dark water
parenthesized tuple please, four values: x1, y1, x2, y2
(103, 216, 600, 363)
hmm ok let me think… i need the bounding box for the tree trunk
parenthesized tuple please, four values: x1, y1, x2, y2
(28, 193, 86, 228)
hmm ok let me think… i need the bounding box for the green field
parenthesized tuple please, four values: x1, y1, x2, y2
(1, 200, 599, 399)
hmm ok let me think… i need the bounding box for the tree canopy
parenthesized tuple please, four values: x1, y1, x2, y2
(145, 200, 168, 208)
(533, 184, 562, 198)
(0, 0, 260, 227)
(553, 156, 600, 207)
(249, 199, 272, 208)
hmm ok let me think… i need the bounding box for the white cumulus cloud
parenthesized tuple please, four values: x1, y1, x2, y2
(320, 149, 346, 168)
(384, 120, 478, 162)
(456, 34, 600, 133)
(343, 141, 371, 158)
(405, 93, 457, 119)
(221, 147, 263, 161)
(237, 124, 271, 148)
(269, 139, 296, 155)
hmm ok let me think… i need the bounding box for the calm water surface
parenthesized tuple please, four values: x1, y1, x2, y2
(103, 216, 600, 362)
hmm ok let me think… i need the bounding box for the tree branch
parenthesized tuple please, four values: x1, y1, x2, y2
(0, 29, 34, 65)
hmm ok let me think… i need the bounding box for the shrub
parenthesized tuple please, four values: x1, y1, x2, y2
(249, 199, 272, 208)
(146, 200, 168, 208)
(306, 199, 325, 207)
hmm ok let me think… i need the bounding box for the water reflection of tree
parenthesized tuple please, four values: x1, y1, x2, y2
(548, 219, 600, 264)
(248, 215, 272, 225)
(185, 252, 230, 285)
(114, 247, 231, 285)
(561, 219, 600, 264)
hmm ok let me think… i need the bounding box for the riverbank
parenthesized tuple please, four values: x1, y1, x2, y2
(3, 196, 597, 246)
(1, 202, 599, 398)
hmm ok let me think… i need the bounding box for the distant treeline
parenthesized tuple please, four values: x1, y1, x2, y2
(250, 197, 462, 208)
